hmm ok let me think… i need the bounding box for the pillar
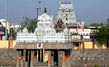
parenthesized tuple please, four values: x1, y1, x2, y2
(25, 60, 28, 67)
(41, 49, 43, 62)
(66, 50, 71, 67)
(20, 50, 24, 67)
(25, 50, 28, 67)
(79, 43, 81, 50)
(43, 49, 45, 62)
(30, 51, 34, 67)
(16, 57, 19, 67)
(16, 50, 20, 67)
(62, 51, 66, 67)
(8, 40, 10, 49)
(48, 51, 51, 67)
(28, 50, 31, 67)
(92, 42, 95, 50)
(34, 50, 38, 63)
(51, 51, 54, 67)
(58, 51, 65, 67)
(82, 40, 85, 49)
(11, 40, 13, 48)
(38, 50, 41, 62)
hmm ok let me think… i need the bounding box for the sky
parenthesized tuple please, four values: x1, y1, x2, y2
(0, 0, 109, 25)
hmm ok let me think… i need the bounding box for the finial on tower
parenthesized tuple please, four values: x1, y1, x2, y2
(44, 7, 47, 13)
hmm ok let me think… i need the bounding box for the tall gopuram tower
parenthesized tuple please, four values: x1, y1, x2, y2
(57, 1, 77, 24)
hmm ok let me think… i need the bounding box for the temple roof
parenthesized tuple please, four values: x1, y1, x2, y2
(38, 13, 53, 21)
(14, 42, 73, 49)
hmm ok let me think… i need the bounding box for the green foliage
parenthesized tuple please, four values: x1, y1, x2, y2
(9, 28, 16, 40)
(95, 26, 109, 46)
(27, 19, 37, 32)
(90, 23, 104, 26)
(70, 32, 78, 35)
(84, 26, 88, 29)
(18, 23, 25, 32)
(18, 17, 38, 33)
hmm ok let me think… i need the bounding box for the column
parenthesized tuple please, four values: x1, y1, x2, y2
(62, 51, 66, 67)
(30, 51, 34, 67)
(41, 49, 43, 62)
(92, 42, 95, 50)
(25, 50, 28, 67)
(43, 49, 45, 62)
(58, 51, 65, 67)
(16, 51, 20, 67)
(28, 50, 31, 67)
(8, 40, 10, 49)
(82, 40, 85, 49)
(66, 50, 71, 67)
(38, 50, 41, 62)
(16, 57, 19, 67)
(34, 50, 37, 63)
(37, 50, 38, 62)
(79, 43, 81, 51)
(48, 51, 51, 67)
(20, 50, 24, 67)
(51, 51, 54, 67)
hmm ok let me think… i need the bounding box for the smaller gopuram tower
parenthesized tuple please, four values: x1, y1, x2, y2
(57, 1, 77, 24)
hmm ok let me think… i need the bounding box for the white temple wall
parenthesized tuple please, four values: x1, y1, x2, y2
(17, 12, 70, 43)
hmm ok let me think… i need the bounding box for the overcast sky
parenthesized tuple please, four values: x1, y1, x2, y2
(0, 0, 109, 25)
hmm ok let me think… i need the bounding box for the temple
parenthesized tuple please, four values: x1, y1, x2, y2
(15, 8, 73, 67)
(57, 1, 77, 24)
(17, 8, 69, 43)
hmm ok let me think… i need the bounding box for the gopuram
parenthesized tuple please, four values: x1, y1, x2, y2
(57, 1, 77, 24)
(14, 8, 73, 67)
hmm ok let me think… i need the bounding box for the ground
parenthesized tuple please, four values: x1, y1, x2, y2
(0, 49, 109, 67)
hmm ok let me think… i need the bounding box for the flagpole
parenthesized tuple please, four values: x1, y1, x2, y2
(5, 0, 8, 40)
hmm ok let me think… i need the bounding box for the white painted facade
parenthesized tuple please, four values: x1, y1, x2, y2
(17, 13, 69, 42)
(0, 19, 9, 29)
(70, 29, 91, 36)
(57, 1, 77, 24)
(70, 29, 91, 39)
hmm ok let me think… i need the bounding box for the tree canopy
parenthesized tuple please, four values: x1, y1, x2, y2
(90, 23, 104, 26)
(18, 17, 38, 33)
(94, 24, 109, 47)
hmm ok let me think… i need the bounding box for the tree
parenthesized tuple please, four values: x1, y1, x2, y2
(90, 23, 104, 26)
(9, 28, 16, 40)
(27, 19, 37, 32)
(18, 17, 38, 33)
(94, 26, 109, 48)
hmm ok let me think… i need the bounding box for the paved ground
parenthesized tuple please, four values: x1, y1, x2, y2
(0, 49, 109, 67)
(71, 49, 109, 67)
(0, 49, 17, 67)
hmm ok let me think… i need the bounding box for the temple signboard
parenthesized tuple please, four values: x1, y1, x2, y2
(37, 43, 43, 49)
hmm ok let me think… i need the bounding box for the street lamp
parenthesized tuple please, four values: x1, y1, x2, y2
(5, 0, 8, 40)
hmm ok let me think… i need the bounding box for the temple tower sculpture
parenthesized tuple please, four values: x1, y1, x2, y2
(57, 1, 77, 24)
